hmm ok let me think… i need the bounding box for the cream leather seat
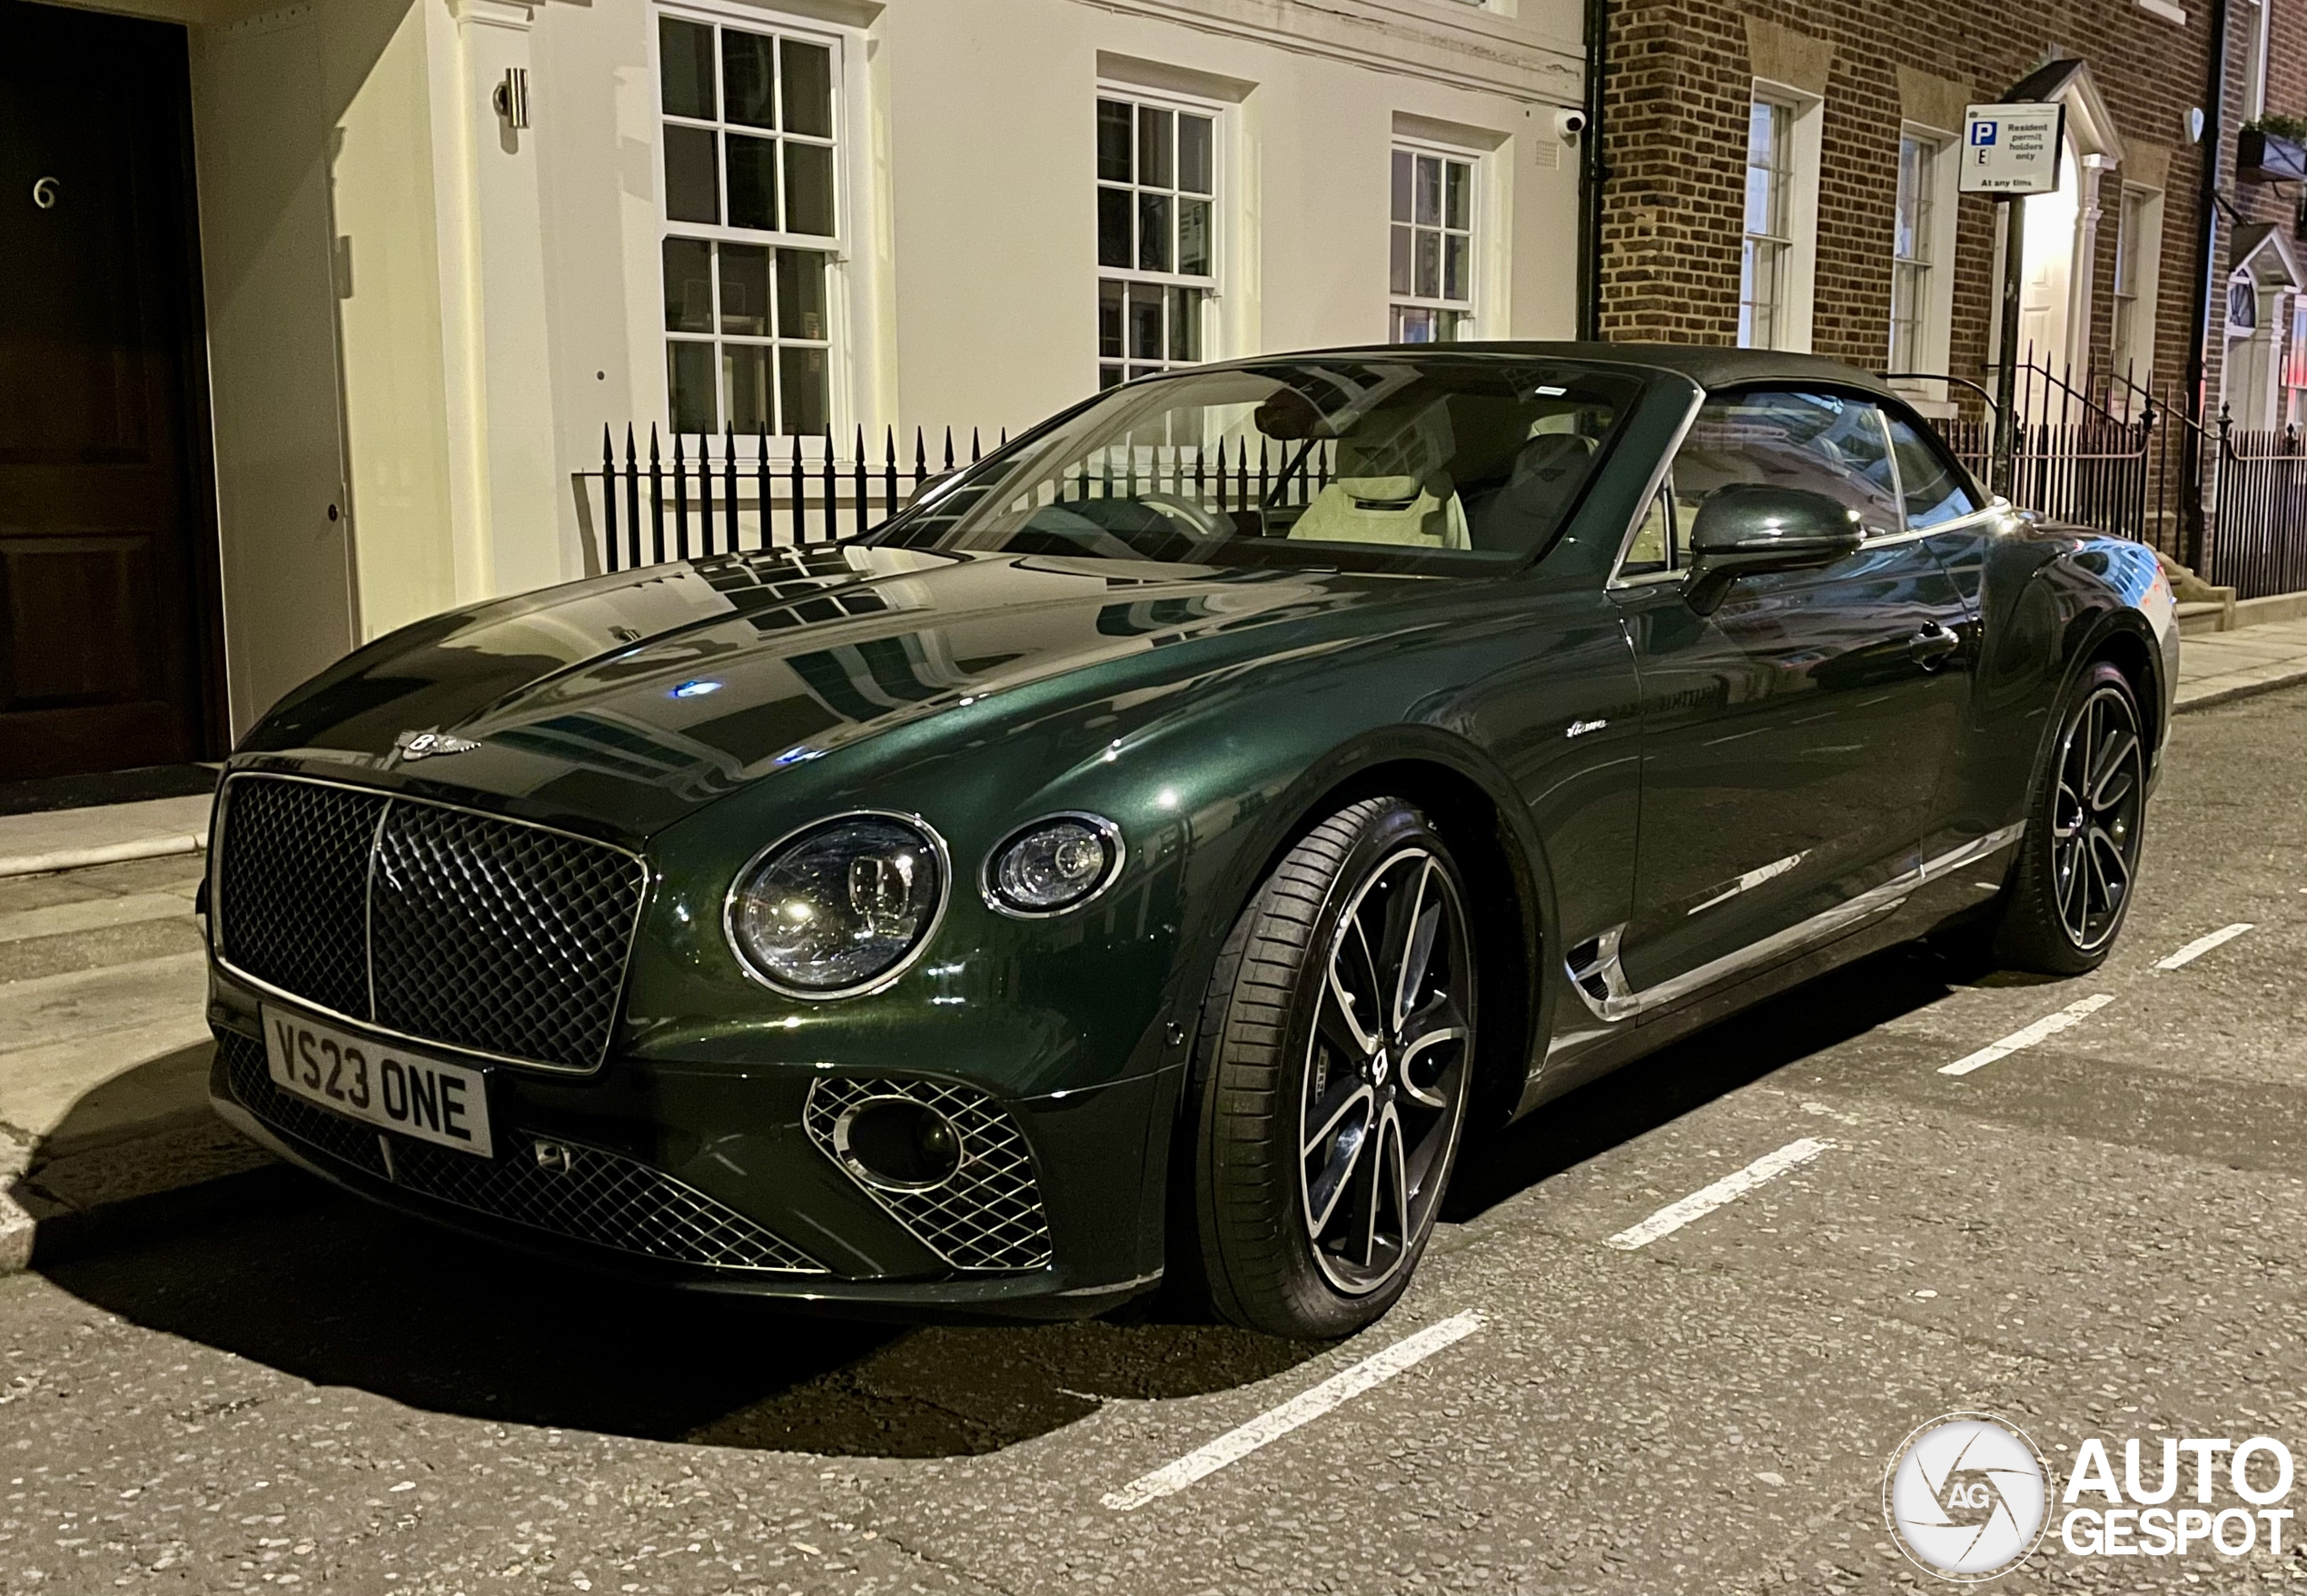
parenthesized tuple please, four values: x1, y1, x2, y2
(1287, 474, 1470, 550)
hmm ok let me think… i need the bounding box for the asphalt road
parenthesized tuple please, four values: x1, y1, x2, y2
(5, 686, 2305, 1595)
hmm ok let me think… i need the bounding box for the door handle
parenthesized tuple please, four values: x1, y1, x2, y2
(1908, 622, 1961, 669)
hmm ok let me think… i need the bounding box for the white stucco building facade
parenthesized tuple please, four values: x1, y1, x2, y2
(55, 0, 1589, 742)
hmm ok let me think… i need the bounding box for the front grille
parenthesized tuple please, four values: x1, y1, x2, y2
(214, 778, 385, 1019)
(220, 1031, 824, 1274)
(804, 1077, 1054, 1272)
(214, 773, 648, 1071)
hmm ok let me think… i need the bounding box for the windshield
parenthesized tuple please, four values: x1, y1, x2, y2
(867, 357, 1646, 574)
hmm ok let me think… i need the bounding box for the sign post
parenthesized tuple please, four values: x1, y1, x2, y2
(1962, 102, 2066, 499)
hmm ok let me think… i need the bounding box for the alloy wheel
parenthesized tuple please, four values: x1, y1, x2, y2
(2050, 684, 2144, 952)
(1299, 846, 1472, 1295)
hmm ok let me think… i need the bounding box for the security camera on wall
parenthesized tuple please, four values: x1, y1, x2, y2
(1553, 106, 1589, 141)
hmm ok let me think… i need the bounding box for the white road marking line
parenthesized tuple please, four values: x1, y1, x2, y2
(1603, 1138, 1833, 1251)
(1100, 1310, 1484, 1511)
(2154, 923, 2255, 970)
(1938, 993, 2115, 1076)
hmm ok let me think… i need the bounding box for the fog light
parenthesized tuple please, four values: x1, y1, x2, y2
(831, 1095, 965, 1191)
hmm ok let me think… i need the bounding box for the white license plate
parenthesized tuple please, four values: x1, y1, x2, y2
(261, 1006, 495, 1159)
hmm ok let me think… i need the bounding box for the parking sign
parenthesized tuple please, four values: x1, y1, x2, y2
(1960, 103, 2065, 194)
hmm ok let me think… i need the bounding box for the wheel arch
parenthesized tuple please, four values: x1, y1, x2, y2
(1184, 729, 1551, 1140)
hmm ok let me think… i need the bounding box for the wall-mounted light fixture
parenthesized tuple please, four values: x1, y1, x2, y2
(492, 67, 530, 131)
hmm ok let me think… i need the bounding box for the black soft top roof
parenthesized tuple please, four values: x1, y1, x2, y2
(1221, 342, 1901, 401)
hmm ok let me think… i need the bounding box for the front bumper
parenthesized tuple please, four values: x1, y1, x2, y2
(207, 970, 1177, 1319)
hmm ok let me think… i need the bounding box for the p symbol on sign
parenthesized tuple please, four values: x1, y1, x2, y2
(1970, 122, 1998, 145)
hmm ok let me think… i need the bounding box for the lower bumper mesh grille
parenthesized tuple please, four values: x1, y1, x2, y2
(220, 1031, 823, 1274)
(804, 1077, 1053, 1272)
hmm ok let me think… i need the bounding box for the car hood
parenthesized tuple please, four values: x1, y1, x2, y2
(240, 545, 1416, 837)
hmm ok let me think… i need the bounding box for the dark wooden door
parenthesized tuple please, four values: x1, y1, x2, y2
(0, 0, 222, 780)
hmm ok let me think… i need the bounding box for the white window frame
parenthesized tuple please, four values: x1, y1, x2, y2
(1740, 82, 1822, 352)
(2110, 183, 2164, 392)
(1888, 123, 1960, 406)
(1095, 83, 1227, 389)
(1388, 135, 1483, 343)
(2239, 0, 2272, 123)
(649, 2, 864, 441)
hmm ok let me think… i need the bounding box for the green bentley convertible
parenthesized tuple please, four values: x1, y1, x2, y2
(204, 346, 2176, 1339)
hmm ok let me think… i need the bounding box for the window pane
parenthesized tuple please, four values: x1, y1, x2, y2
(779, 345, 828, 436)
(1391, 149, 1413, 223)
(783, 141, 836, 234)
(1098, 186, 1133, 268)
(721, 28, 776, 128)
(1099, 279, 1125, 359)
(725, 133, 777, 230)
(719, 243, 770, 335)
(668, 340, 716, 433)
(1127, 282, 1163, 361)
(1390, 225, 1412, 295)
(1415, 229, 1440, 298)
(1138, 192, 1173, 273)
(726, 343, 771, 433)
(1443, 161, 1468, 231)
(1415, 155, 1441, 226)
(1099, 364, 1126, 390)
(665, 125, 720, 224)
(776, 248, 828, 341)
(1673, 391, 1901, 528)
(1392, 305, 1435, 343)
(1167, 286, 1203, 362)
(1137, 105, 1173, 189)
(1442, 233, 1468, 302)
(662, 237, 714, 332)
(1178, 198, 1212, 276)
(1748, 100, 1777, 163)
(659, 18, 715, 119)
(781, 41, 834, 138)
(1887, 412, 1982, 527)
(1178, 114, 1214, 195)
(1744, 160, 1772, 234)
(1096, 99, 1133, 183)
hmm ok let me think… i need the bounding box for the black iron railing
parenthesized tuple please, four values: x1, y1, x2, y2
(576, 424, 1003, 573)
(577, 421, 1346, 574)
(2208, 420, 2307, 599)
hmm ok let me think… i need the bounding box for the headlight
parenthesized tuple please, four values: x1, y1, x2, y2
(727, 814, 947, 996)
(984, 813, 1124, 916)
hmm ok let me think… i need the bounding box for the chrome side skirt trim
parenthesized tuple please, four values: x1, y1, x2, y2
(1564, 823, 2025, 1024)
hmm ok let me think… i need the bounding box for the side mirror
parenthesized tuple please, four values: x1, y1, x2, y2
(1684, 485, 1866, 614)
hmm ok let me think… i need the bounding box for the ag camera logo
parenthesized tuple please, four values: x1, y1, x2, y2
(1884, 1413, 2050, 1581)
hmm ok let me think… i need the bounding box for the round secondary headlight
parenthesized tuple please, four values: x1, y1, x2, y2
(727, 814, 946, 996)
(985, 814, 1124, 916)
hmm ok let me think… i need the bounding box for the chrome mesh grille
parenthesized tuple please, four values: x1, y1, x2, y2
(213, 774, 647, 1071)
(804, 1077, 1054, 1272)
(220, 1030, 823, 1274)
(214, 778, 385, 1020)
(371, 803, 644, 1070)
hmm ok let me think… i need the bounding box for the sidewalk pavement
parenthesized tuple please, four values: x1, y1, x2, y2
(5, 612, 2307, 1276)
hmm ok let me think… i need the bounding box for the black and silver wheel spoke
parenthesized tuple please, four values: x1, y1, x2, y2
(2048, 685, 2145, 951)
(1300, 846, 1473, 1295)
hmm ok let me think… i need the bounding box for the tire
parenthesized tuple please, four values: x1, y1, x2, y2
(1980, 660, 2150, 976)
(1187, 797, 1478, 1340)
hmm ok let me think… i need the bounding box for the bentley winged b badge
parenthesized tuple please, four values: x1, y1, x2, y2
(392, 729, 480, 762)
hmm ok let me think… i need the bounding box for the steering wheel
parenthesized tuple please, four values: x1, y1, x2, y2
(1136, 491, 1238, 544)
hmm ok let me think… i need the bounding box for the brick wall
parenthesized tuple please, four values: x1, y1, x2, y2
(1599, 0, 2219, 411)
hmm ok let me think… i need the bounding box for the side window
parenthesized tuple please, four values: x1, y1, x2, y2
(1670, 390, 1902, 535)
(1885, 411, 1984, 529)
